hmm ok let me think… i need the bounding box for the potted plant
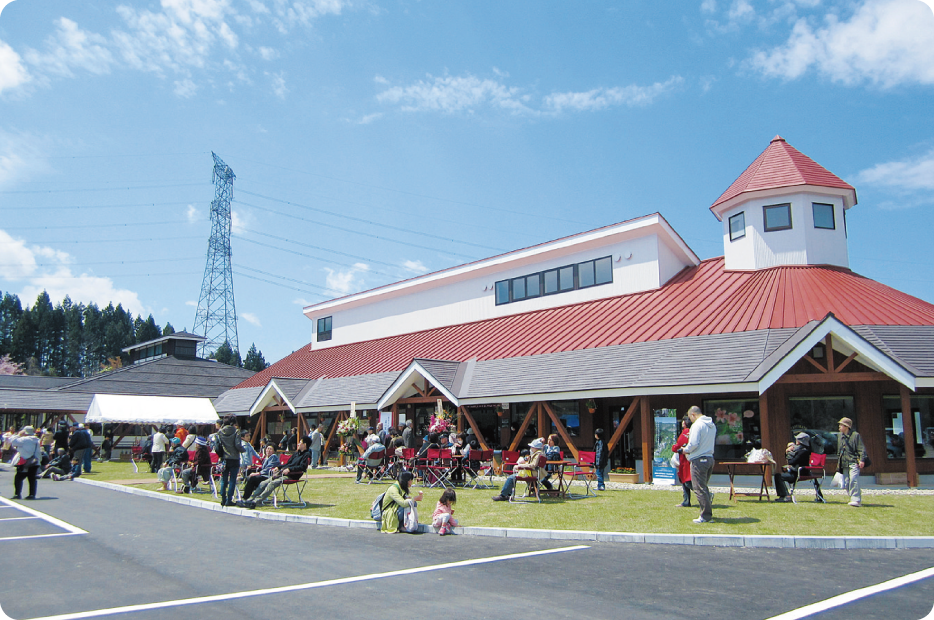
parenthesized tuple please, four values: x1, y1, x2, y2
(608, 467, 639, 484)
(585, 398, 596, 414)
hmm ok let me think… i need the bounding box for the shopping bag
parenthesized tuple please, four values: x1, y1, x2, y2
(402, 503, 419, 533)
(669, 452, 679, 469)
(831, 472, 844, 488)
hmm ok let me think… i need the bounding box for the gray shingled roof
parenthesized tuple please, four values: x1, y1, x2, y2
(0, 375, 80, 390)
(413, 359, 460, 393)
(853, 325, 934, 377)
(294, 372, 398, 409)
(267, 377, 312, 403)
(214, 386, 264, 414)
(0, 390, 93, 412)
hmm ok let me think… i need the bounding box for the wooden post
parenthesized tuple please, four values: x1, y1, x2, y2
(458, 407, 490, 451)
(607, 397, 641, 453)
(900, 384, 918, 488)
(758, 391, 771, 462)
(641, 396, 652, 484)
(537, 404, 546, 442)
(541, 401, 579, 460)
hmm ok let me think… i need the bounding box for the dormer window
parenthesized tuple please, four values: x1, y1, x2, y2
(763, 203, 792, 232)
(316, 316, 332, 342)
(729, 212, 746, 241)
(812, 203, 835, 230)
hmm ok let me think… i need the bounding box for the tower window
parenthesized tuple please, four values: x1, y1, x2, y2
(729, 211, 746, 241)
(813, 203, 835, 230)
(763, 203, 792, 232)
(316, 316, 332, 342)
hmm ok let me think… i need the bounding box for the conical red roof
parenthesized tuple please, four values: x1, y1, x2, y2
(711, 136, 855, 211)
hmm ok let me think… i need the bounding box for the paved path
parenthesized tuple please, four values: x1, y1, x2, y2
(0, 469, 932, 620)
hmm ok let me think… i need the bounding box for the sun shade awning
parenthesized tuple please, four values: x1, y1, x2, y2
(85, 394, 220, 425)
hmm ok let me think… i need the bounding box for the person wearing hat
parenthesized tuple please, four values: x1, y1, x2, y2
(355, 433, 385, 483)
(837, 417, 866, 507)
(594, 428, 609, 491)
(11, 426, 42, 499)
(68, 422, 93, 474)
(179, 436, 212, 494)
(773, 432, 813, 502)
(491, 437, 546, 501)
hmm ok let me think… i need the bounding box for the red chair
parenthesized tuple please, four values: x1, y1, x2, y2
(509, 452, 548, 503)
(501, 450, 520, 476)
(362, 448, 386, 484)
(425, 448, 454, 488)
(465, 449, 495, 489)
(791, 453, 827, 504)
(565, 451, 597, 498)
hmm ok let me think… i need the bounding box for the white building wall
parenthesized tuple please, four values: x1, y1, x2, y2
(310, 233, 682, 348)
(722, 192, 849, 271)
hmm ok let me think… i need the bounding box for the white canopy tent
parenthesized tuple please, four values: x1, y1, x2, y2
(85, 394, 220, 425)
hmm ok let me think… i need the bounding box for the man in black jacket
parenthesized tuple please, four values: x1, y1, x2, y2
(241, 436, 311, 509)
(773, 432, 812, 502)
(68, 424, 93, 474)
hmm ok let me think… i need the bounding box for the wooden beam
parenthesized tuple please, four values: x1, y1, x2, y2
(759, 391, 770, 462)
(835, 352, 858, 374)
(323, 411, 343, 458)
(776, 372, 890, 384)
(508, 403, 538, 451)
(537, 404, 546, 445)
(825, 335, 835, 375)
(458, 407, 490, 451)
(411, 382, 427, 397)
(394, 396, 448, 404)
(541, 401, 579, 460)
(900, 384, 918, 488)
(803, 354, 828, 373)
(607, 397, 640, 453)
(641, 396, 652, 484)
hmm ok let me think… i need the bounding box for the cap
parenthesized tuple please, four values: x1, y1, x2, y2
(23, 425, 35, 435)
(530, 437, 545, 450)
(838, 417, 853, 429)
(794, 432, 811, 447)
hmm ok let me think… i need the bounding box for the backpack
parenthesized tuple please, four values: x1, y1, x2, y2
(371, 490, 388, 520)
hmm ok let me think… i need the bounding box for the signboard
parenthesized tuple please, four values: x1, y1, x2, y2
(653, 408, 678, 485)
(379, 410, 392, 431)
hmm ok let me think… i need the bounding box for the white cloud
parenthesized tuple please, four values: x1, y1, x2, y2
(231, 209, 250, 234)
(0, 130, 50, 189)
(0, 229, 146, 315)
(267, 71, 287, 98)
(401, 259, 428, 275)
(544, 76, 683, 113)
(23, 18, 114, 78)
(174, 78, 198, 97)
(185, 300, 198, 307)
(854, 148, 934, 191)
(354, 112, 382, 125)
(376, 73, 532, 114)
(747, 0, 934, 87)
(240, 312, 262, 326)
(324, 262, 369, 296)
(270, 0, 346, 32)
(0, 38, 30, 95)
(186, 204, 201, 222)
(257, 46, 278, 60)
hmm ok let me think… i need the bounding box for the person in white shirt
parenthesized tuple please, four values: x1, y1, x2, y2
(678, 406, 716, 524)
(150, 428, 169, 473)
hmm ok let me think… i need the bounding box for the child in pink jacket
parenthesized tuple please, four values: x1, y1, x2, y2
(431, 489, 458, 535)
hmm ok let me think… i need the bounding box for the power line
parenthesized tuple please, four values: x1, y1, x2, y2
(3, 220, 187, 231)
(0, 257, 201, 268)
(232, 235, 402, 280)
(1, 201, 199, 211)
(8, 236, 204, 244)
(0, 182, 207, 195)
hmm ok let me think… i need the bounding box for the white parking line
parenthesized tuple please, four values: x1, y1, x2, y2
(765, 565, 934, 620)
(12, 545, 590, 620)
(0, 497, 87, 539)
(0, 517, 40, 522)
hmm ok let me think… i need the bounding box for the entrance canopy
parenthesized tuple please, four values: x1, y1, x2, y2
(85, 394, 219, 425)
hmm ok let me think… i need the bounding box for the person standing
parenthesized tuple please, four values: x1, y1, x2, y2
(402, 420, 415, 450)
(678, 406, 716, 524)
(69, 424, 93, 474)
(593, 428, 609, 491)
(309, 424, 323, 468)
(837, 417, 866, 508)
(216, 415, 245, 507)
(150, 426, 169, 473)
(80, 425, 94, 473)
(672, 417, 693, 508)
(12, 426, 42, 499)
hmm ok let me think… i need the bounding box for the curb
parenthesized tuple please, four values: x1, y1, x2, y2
(76, 478, 934, 549)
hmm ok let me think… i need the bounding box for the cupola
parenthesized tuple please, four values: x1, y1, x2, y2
(710, 136, 857, 271)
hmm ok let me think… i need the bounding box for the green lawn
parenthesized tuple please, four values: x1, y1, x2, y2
(86, 461, 934, 537)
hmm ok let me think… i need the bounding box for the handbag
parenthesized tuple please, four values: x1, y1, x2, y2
(669, 452, 680, 468)
(402, 502, 419, 533)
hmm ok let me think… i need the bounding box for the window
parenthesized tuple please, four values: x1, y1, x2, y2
(703, 399, 760, 461)
(763, 203, 792, 232)
(882, 396, 934, 460)
(812, 203, 835, 229)
(729, 212, 746, 241)
(789, 396, 854, 456)
(316, 316, 332, 342)
(494, 256, 614, 305)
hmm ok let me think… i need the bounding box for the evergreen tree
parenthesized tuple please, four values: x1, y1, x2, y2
(82, 303, 104, 376)
(163, 322, 175, 336)
(11, 307, 36, 365)
(61, 297, 85, 378)
(135, 314, 161, 344)
(243, 343, 268, 372)
(211, 340, 242, 367)
(0, 292, 23, 356)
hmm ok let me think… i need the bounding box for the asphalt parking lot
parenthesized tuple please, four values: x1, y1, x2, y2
(0, 468, 931, 620)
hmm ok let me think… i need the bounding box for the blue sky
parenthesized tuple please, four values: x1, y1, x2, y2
(1, 0, 933, 364)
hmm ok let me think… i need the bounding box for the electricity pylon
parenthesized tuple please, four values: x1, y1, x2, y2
(193, 152, 239, 360)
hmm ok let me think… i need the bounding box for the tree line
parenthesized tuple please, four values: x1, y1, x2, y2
(0, 290, 269, 377)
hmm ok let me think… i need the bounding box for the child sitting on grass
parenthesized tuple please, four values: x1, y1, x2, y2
(431, 489, 459, 536)
(52, 459, 82, 481)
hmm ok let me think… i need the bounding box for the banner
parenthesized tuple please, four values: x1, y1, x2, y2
(652, 408, 678, 485)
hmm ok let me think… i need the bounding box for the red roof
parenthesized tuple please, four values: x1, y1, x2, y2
(236, 258, 934, 388)
(711, 136, 855, 211)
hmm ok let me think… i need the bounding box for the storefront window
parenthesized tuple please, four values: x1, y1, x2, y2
(882, 396, 934, 460)
(789, 396, 854, 456)
(703, 399, 760, 460)
(547, 400, 580, 437)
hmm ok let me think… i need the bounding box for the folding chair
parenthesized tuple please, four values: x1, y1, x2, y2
(509, 453, 548, 503)
(565, 451, 597, 498)
(372, 451, 395, 482)
(425, 449, 454, 488)
(465, 449, 495, 489)
(271, 475, 308, 508)
(790, 453, 827, 504)
(362, 448, 386, 484)
(501, 450, 520, 476)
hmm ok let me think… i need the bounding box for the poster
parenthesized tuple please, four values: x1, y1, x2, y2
(652, 408, 678, 485)
(379, 410, 392, 432)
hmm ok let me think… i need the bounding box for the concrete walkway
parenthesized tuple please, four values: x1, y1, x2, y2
(76, 477, 934, 550)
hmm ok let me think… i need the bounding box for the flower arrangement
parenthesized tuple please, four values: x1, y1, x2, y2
(429, 409, 454, 434)
(611, 467, 636, 474)
(585, 398, 596, 412)
(336, 417, 362, 437)
(338, 443, 355, 456)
